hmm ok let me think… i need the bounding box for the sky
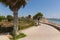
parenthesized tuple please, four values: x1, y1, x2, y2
(0, 0, 60, 18)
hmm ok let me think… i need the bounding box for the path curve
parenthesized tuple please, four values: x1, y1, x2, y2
(19, 23, 60, 40)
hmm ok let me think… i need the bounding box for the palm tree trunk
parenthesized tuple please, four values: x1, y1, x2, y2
(13, 10, 18, 34)
(38, 20, 39, 25)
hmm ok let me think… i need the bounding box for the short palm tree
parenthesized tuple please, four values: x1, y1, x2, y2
(0, 0, 27, 34)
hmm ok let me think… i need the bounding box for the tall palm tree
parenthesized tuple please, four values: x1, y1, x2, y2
(0, 0, 27, 34)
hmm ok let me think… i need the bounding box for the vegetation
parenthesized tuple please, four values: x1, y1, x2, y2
(0, 20, 13, 33)
(10, 33, 26, 40)
(33, 12, 43, 25)
(7, 15, 13, 22)
(18, 17, 35, 30)
(0, 16, 35, 31)
(0, 15, 35, 40)
(0, 16, 6, 21)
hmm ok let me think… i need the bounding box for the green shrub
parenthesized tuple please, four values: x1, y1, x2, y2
(0, 21, 13, 33)
(7, 15, 13, 22)
(0, 16, 6, 21)
(10, 33, 26, 40)
(18, 19, 35, 30)
(16, 33, 26, 39)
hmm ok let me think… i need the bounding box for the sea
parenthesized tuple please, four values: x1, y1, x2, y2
(48, 19, 60, 24)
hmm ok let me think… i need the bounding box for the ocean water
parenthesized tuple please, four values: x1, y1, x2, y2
(48, 19, 60, 24)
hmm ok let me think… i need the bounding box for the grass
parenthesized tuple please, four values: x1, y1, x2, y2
(16, 33, 26, 39)
(10, 33, 26, 40)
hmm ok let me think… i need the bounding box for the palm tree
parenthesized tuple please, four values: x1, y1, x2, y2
(0, 0, 27, 34)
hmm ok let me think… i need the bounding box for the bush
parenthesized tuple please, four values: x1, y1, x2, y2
(0, 21, 13, 33)
(7, 15, 13, 22)
(0, 26, 13, 33)
(18, 19, 35, 30)
(0, 16, 6, 21)
(10, 33, 26, 40)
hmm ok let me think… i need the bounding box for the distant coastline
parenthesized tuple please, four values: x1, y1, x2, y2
(47, 18, 60, 24)
(47, 18, 60, 20)
(41, 18, 60, 24)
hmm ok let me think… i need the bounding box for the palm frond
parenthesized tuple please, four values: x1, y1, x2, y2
(0, 0, 27, 11)
(0, 0, 9, 6)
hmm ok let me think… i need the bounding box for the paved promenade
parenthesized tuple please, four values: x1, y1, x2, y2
(19, 23, 60, 40)
(0, 35, 9, 40)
